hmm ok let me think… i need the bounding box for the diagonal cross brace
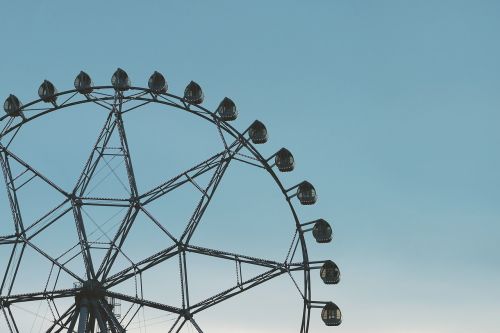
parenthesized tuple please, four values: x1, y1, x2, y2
(97, 205, 140, 281)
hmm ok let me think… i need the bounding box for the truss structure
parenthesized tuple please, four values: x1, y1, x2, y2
(0, 72, 340, 332)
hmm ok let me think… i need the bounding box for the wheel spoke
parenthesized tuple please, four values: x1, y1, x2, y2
(181, 150, 235, 244)
(0, 235, 18, 246)
(23, 238, 84, 283)
(44, 303, 76, 333)
(68, 94, 141, 285)
(0, 145, 69, 198)
(73, 111, 115, 196)
(105, 245, 180, 288)
(189, 317, 204, 333)
(138, 152, 225, 206)
(73, 93, 138, 199)
(0, 241, 25, 296)
(0, 83, 320, 332)
(185, 244, 286, 270)
(70, 204, 96, 281)
(113, 92, 139, 198)
(189, 267, 285, 315)
(97, 205, 140, 281)
(0, 152, 24, 235)
(167, 315, 186, 333)
(0, 288, 78, 305)
(0, 148, 69, 238)
(104, 290, 182, 315)
(139, 206, 179, 244)
(53, 203, 130, 272)
(79, 197, 131, 207)
(183, 244, 305, 315)
(179, 252, 189, 310)
(23, 199, 72, 241)
(1, 303, 19, 333)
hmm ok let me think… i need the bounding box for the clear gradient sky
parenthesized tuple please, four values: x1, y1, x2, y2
(0, 1, 499, 332)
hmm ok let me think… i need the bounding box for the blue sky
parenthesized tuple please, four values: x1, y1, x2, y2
(0, 1, 499, 332)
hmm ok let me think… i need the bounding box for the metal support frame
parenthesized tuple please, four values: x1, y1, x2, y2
(0, 84, 335, 333)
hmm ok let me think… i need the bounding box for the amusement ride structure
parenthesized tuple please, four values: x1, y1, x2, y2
(0, 69, 341, 332)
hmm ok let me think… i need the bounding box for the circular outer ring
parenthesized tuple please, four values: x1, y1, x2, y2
(0, 86, 313, 332)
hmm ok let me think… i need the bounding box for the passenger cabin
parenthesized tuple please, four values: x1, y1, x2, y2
(111, 68, 131, 91)
(321, 302, 342, 326)
(297, 181, 317, 205)
(216, 97, 238, 121)
(3, 95, 22, 116)
(184, 81, 204, 104)
(320, 260, 340, 284)
(275, 148, 295, 172)
(148, 71, 167, 93)
(248, 120, 268, 144)
(38, 80, 57, 103)
(74, 71, 93, 94)
(312, 219, 332, 243)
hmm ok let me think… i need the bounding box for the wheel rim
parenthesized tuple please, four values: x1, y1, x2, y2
(0, 73, 338, 332)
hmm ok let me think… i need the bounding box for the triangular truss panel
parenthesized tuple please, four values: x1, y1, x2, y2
(140, 174, 214, 242)
(182, 250, 268, 307)
(75, 111, 137, 200)
(110, 252, 183, 309)
(113, 298, 179, 332)
(5, 240, 81, 297)
(2, 102, 110, 190)
(0, 149, 69, 236)
(102, 207, 179, 289)
(121, 100, 226, 195)
(26, 202, 87, 285)
(0, 78, 336, 332)
(78, 204, 131, 272)
(2, 295, 76, 332)
(191, 157, 298, 263)
(193, 272, 303, 333)
(0, 172, 15, 237)
(0, 243, 17, 294)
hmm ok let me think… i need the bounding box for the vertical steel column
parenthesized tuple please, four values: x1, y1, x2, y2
(77, 298, 89, 333)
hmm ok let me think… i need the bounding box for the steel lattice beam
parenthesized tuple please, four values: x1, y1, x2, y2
(0, 84, 322, 333)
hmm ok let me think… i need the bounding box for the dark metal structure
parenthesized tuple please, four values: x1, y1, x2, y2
(0, 69, 341, 332)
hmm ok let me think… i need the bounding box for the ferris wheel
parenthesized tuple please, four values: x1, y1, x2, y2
(0, 69, 341, 333)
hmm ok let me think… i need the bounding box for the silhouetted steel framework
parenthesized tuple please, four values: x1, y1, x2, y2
(0, 69, 341, 333)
